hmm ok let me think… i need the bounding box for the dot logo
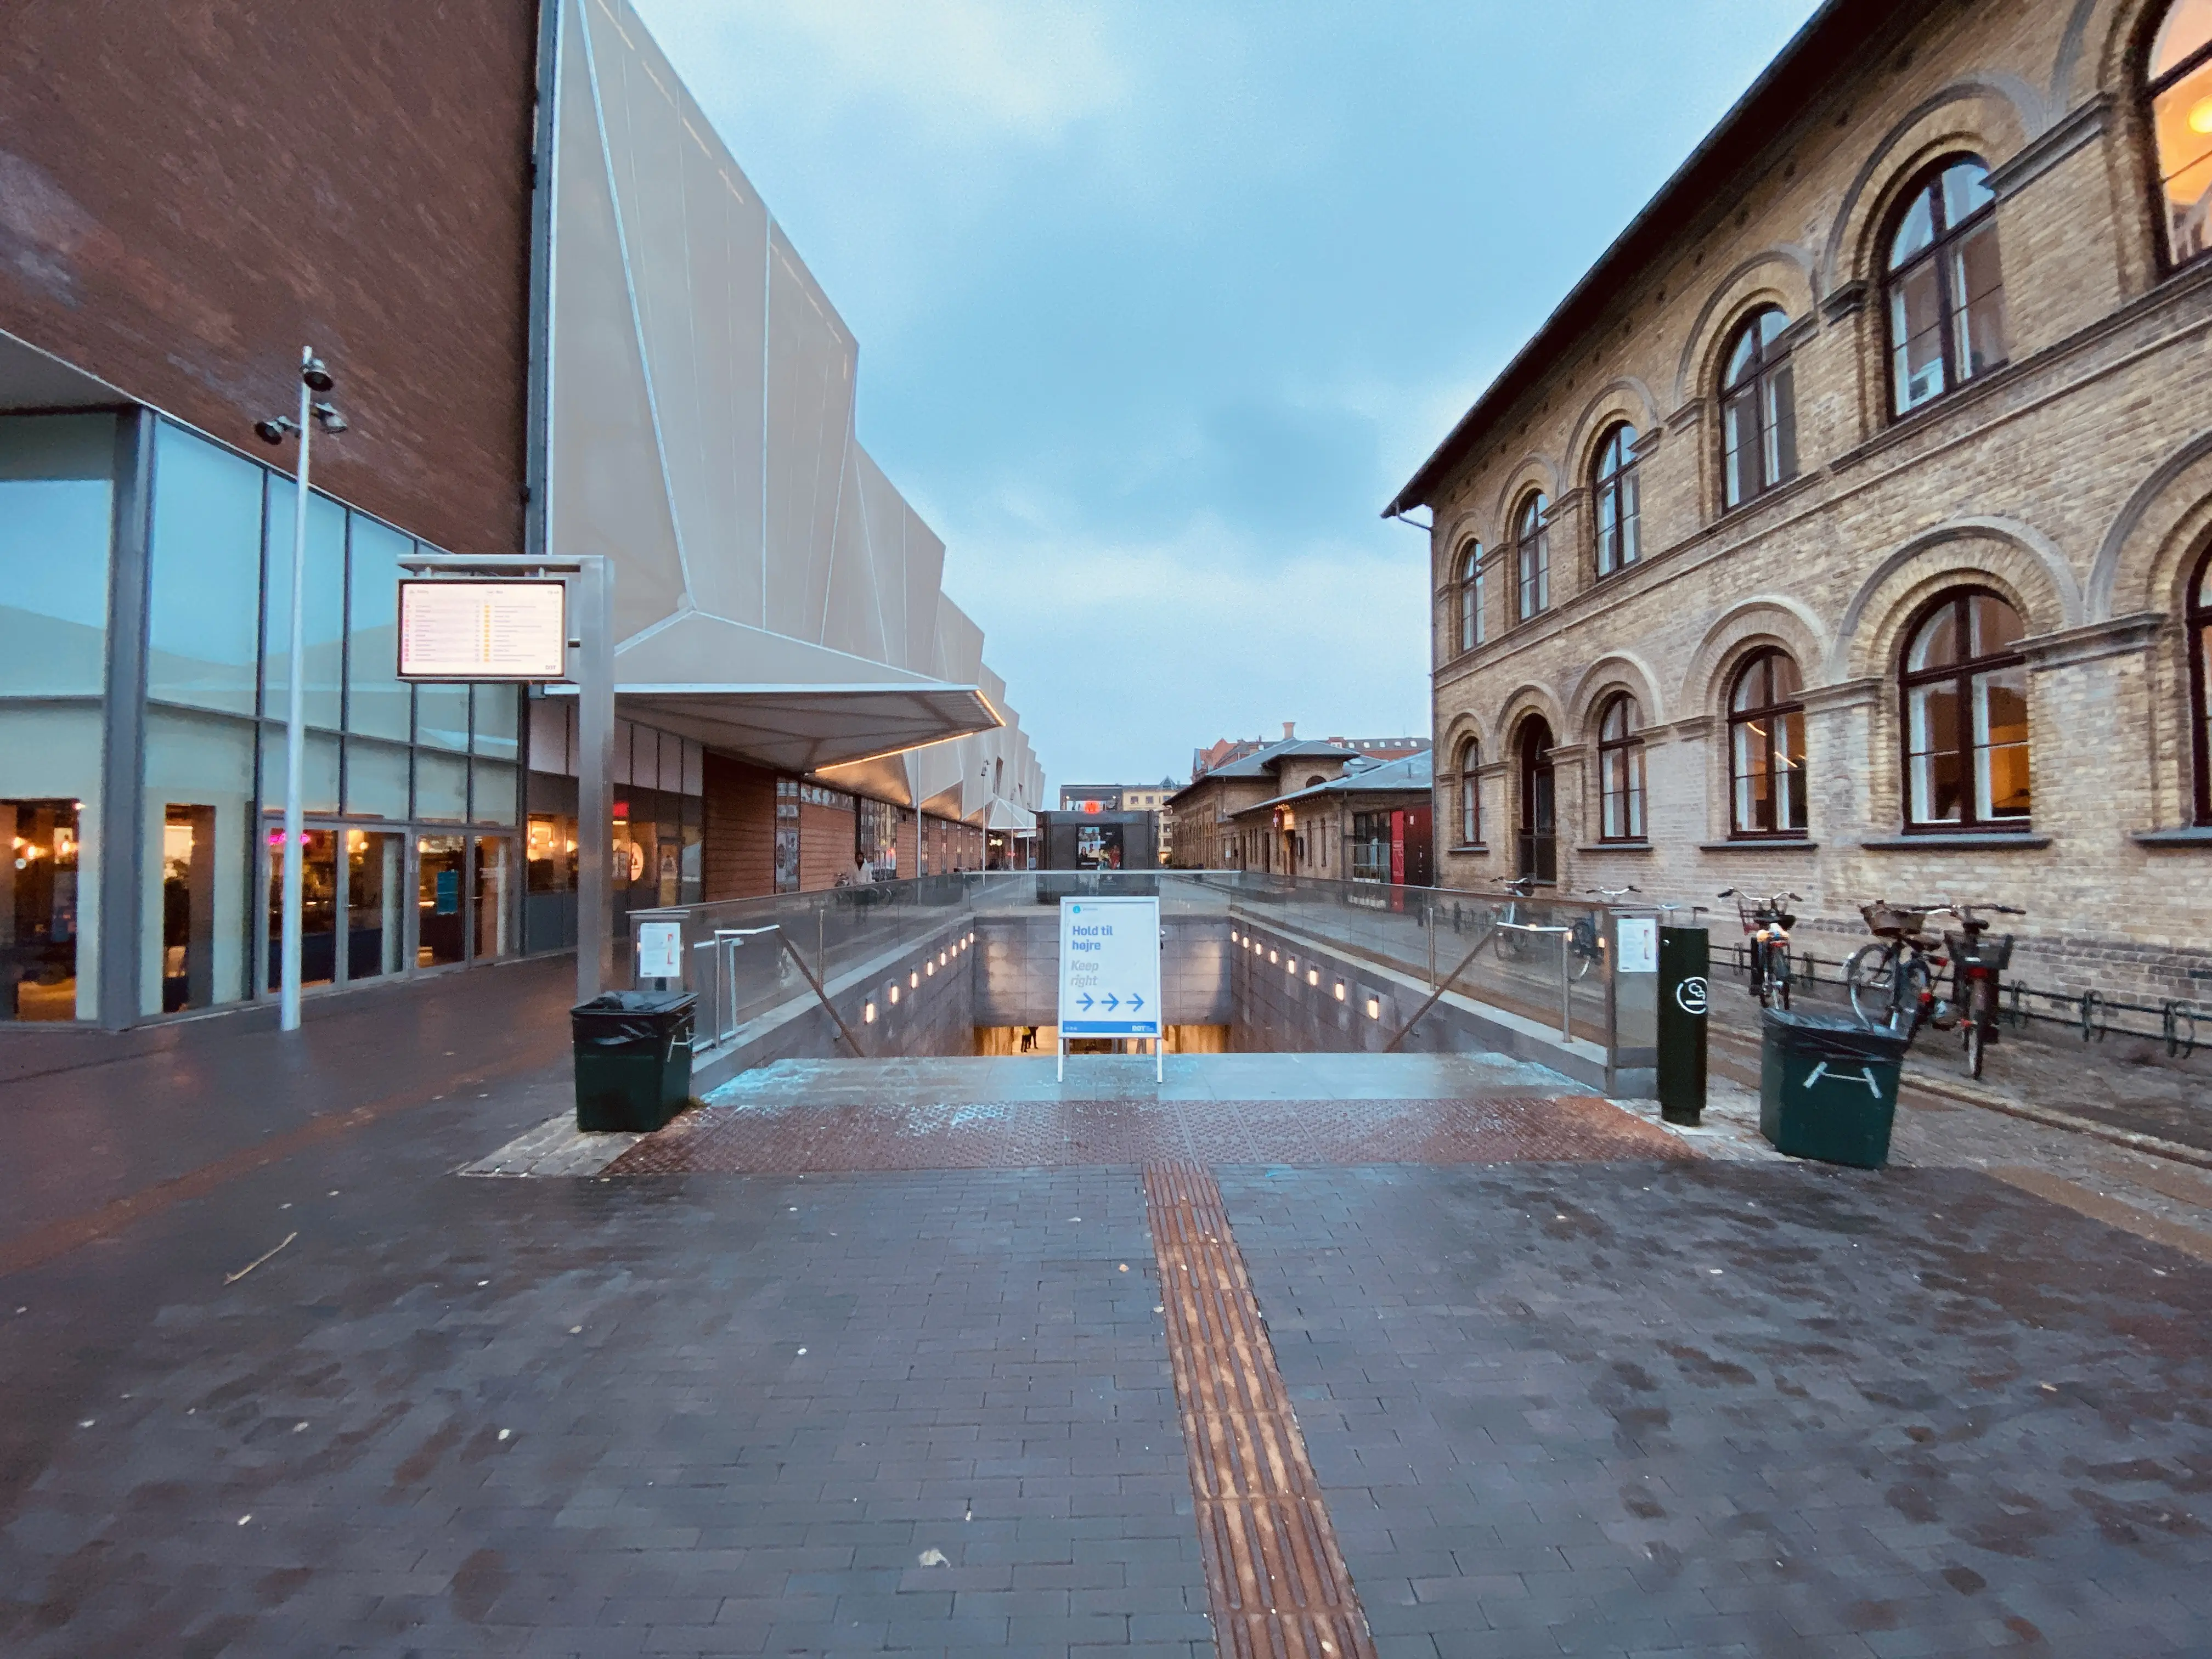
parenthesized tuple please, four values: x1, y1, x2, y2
(1674, 976, 1708, 1017)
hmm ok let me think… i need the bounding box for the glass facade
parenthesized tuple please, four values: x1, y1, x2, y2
(0, 410, 528, 1024)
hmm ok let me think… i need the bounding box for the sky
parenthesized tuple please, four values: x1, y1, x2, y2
(628, 0, 1822, 790)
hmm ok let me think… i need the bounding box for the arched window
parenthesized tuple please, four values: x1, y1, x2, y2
(1728, 648, 1807, 837)
(1886, 156, 2005, 415)
(2148, 0, 2212, 266)
(1455, 738, 1481, 844)
(1592, 424, 1641, 577)
(1457, 541, 1485, 653)
(1514, 494, 1550, 620)
(1595, 695, 1645, 842)
(1720, 307, 1797, 509)
(1516, 717, 1556, 881)
(2191, 546, 2212, 824)
(1901, 589, 2029, 830)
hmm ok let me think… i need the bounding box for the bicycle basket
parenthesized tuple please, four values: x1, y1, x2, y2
(1860, 902, 1928, 939)
(1943, 930, 2015, 970)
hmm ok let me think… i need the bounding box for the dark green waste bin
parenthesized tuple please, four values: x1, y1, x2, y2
(572, 991, 696, 1133)
(1758, 1009, 1908, 1168)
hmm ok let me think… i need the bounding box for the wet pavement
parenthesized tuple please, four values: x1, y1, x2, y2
(1, 966, 2210, 1656)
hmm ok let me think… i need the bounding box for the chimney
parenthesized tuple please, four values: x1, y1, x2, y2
(1282, 720, 1296, 741)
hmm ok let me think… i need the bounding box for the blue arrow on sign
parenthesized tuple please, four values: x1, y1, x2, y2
(1078, 993, 1094, 1011)
(1102, 993, 1119, 1011)
(1127, 993, 1143, 1011)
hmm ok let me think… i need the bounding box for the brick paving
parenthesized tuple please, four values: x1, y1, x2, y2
(4, 969, 2212, 1656)
(607, 1096, 1685, 1176)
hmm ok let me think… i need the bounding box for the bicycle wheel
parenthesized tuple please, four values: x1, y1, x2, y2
(1568, 918, 1600, 980)
(1773, 946, 1792, 1012)
(1844, 943, 1896, 1026)
(1750, 942, 1771, 1008)
(1964, 979, 1993, 1079)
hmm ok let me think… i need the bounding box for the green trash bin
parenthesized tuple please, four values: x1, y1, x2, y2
(572, 991, 696, 1133)
(1758, 1009, 1908, 1168)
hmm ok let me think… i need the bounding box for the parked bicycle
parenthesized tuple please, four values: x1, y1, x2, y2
(1491, 874, 1541, 963)
(1846, 899, 2023, 1077)
(1720, 888, 1799, 1009)
(1563, 885, 1640, 981)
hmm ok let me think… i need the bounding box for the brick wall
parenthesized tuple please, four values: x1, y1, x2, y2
(701, 753, 774, 901)
(1413, 0, 2212, 1000)
(0, 2, 535, 556)
(799, 802, 855, 892)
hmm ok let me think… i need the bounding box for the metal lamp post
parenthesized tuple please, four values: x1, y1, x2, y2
(256, 348, 347, 1032)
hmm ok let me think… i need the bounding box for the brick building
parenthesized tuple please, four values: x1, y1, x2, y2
(1226, 752, 1436, 885)
(1389, 0, 2212, 999)
(0, 0, 1040, 1028)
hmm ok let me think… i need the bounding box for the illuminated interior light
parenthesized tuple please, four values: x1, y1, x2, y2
(1365, 996, 1381, 1019)
(890, 984, 901, 1004)
(864, 1002, 877, 1023)
(1334, 981, 1346, 1001)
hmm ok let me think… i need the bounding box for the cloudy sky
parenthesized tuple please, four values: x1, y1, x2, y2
(629, 0, 1820, 789)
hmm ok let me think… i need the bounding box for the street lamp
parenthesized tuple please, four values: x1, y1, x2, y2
(256, 348, 348, 1032)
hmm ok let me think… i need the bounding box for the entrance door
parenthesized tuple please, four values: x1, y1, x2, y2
(265, 827, 340, 990)
(416, 834, 466, 967)
(162, 805, 216, 1011)
(347, 830, 404, 981)
(1516, 718, 1557, 883)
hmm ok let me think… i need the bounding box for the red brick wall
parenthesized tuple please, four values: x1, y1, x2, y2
(0, 2, 536, 557)
(701, 753, 774, 901)
(799, 802, 855, 891)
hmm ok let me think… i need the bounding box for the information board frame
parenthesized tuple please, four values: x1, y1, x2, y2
(1056, 895, 1163, 1080)
(397, 577, 569, 682)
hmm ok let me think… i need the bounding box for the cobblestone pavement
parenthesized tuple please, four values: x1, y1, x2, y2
(2, 971, 2211, 1656)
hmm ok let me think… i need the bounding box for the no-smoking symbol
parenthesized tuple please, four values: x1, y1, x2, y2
(1674, 975, 1708, 1016)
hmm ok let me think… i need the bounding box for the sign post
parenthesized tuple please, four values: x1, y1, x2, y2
(399, 553, 614, 1006)
(1656, 925, 1709, 1125)
(1057, 896, 1164, 1082)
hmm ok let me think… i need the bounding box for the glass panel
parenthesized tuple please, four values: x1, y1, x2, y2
(2165, 143, 2212, 266)
(474, 837, 514, 961)
(1889, 186, 1936, 267)
(261, 480, 346, 730)
(1974, 665, 2032, 820)
(263, 826, 338, 991)
(1732, 656, 1767, 713)
(1595, 484, 1618, 574)
(415, 682, 470, 752)
(416, 751, 467, 822)
(527, 814, 577, 892)
(346, 830, 404, 981)
(1766, 361, 1797, 484)
(1618, 464, 1639, 564)
(1908, 682, 1963, 823)
(1777, 709, 1807, 832)
(2152, 0, 2212, 76)
(1770, 652, 1802, 701)
(1950, 225, 2007, 380)
(472, 685, 519, 760)
(1890, 263, 1947, 409)
(1627, 746, 1644, 838)
(1, 798, 83, 1020)
(1723, 324, 1758, 387)
(472, 759, 518, 825)
(1732, 718, 1765, 832)
(259, 726, 340, 815)
(346, 737, 411, 820)
(142, 708, 255, 1015)
(0, 413, 114, 697)
(148, 422, 262, 715)
(346, 515, 413, 741)
(416, 835, 466, 967)
(1722, 387, 1754, 507)
(1939, 160, 1993, 225)
(1908, 603, 1962, 670)
(1970, 592, 2025, 656)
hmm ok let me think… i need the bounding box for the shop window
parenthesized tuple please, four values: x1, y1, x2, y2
(775, 778, 801, 893)
(144, 707, 255, 1015)
(1885, 157, 2006, 415)
(1592, 424, 1641, 577)
(2147, 0, 2212, 266)
(2190, 546, 2212, 823)
(1456, 541, 1484, 652)
(1350, 810, 1391, 883)
(1595, 695, 1646, 841)
(1901, 588, 2030, 830)
(0, 414, 114, 697)
(1728, 648, 1808, 837)
(1514, 494, 1550, 621)
(2, 799, 82, 1021)
(1720, 307, 1796, 508)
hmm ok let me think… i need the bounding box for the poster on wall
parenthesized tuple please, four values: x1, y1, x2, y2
(1075, 823, 1124, 870)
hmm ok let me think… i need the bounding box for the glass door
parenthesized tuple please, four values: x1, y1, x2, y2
(264, 825, 340, 991)
(161, 804, 217, 1011)
(346, 830, 404, 981)
(473, 836, 514, 961)
(416, 834, 466, 967)
(2, 799, 82, 1021)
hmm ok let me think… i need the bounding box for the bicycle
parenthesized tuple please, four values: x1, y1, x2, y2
(1719, 888, 1799, 1009)
(1491, 874, 1540, 963)
(1565, 886, 1641, 981)
(1847, 900, 2022, 1078)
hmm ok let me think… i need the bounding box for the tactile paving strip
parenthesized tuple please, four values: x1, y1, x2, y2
(604, 1093, 1688, 1175)
(1144, 1160, 1376, 1659)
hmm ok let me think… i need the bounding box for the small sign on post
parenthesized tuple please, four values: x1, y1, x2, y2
(636, 919, 684, 984)
(1057, 896, 1163, 1081)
